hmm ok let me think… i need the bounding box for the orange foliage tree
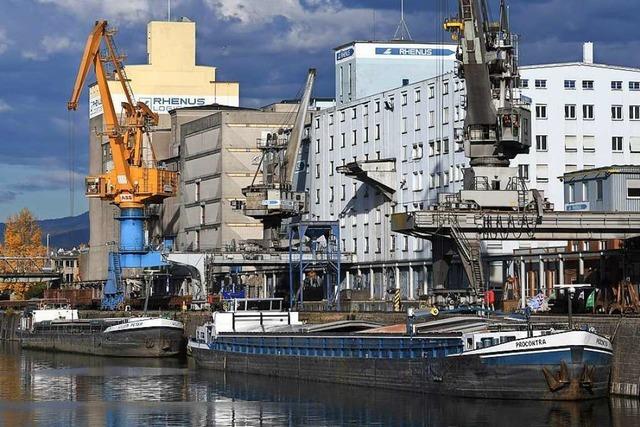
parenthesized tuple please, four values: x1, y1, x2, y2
(0, 208, 46, 273)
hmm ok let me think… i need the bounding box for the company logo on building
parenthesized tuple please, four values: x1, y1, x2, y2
(336, 48, 354, 61)
(139, 96, 207, 113)
(375, 47, 455, 57)
(565, 202, 590, 212)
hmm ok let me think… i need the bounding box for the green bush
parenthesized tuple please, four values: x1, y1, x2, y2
(25, 283, 47, 300)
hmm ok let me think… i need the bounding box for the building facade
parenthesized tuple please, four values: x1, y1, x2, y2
(307, 72, 468, 299)
(334, 40, 456, 106)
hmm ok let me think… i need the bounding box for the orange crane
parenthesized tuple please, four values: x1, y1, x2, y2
(68, 20, 176, 208)
(67, 21, 177, 309)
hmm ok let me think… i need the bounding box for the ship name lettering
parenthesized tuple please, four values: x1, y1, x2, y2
(515, 338, 546, 348)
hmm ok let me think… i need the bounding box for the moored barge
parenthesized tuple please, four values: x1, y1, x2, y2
(19, 303, 184, 357)
(189, 299, 613, 400)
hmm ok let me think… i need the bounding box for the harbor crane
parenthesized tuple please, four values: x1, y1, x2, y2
(391, 0, 640, 299)
(242, 69, 316, 249)
(68, 21, 177, 309)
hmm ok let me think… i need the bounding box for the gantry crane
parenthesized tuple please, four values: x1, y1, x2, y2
(68, 21, 177, 309)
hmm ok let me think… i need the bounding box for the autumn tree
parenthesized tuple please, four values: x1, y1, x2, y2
(0, 208, 46, 273)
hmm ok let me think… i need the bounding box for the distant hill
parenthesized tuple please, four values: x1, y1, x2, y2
(0, 211, 89, 250)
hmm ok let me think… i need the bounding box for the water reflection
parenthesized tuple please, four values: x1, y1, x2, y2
(0, 342, 636, 426)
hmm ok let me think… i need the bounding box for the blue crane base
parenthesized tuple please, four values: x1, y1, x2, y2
(102, 208, 167, 310)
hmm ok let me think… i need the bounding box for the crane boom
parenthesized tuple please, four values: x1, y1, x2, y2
(67, 20, 176, 209)
(283, 69, 316, 187)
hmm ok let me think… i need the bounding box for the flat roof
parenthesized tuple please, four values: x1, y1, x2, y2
(521, 62, 640, 73)
(334, 39, 456, 51)
(561, 165, 640, 181)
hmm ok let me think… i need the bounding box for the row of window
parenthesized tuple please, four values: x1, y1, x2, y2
(535, 104, 640, 120)
(522, 79, 640, 91)
(342, 234, 424, 255)
(534, 134, 640, 153)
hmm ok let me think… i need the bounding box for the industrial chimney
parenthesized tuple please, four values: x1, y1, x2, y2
(583, 42, 594, 64)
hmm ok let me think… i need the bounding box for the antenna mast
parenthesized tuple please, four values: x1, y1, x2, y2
(393, 0, 412, 40)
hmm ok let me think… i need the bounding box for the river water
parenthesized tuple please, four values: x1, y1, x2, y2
(0, 342, 637, 427)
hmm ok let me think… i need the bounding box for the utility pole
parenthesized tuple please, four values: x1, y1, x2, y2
(167, 0, 171, 22)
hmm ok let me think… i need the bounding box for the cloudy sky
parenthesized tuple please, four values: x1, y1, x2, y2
(0, 0, 638, 221)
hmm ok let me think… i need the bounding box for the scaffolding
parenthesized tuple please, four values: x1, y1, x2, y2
(288, 221, 341, 310)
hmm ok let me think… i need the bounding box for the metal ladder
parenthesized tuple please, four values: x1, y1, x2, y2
(449, 217, 484, 293)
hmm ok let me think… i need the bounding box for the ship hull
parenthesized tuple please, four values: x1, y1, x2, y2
(190, 340, 611, 401)
(20, 327, 185, 357)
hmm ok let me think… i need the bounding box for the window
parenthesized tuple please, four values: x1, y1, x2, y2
(535, 104, 547, 119)
(315, 139, 320, 153)
(443, 81, 449, 95)
(195, 181, 200, 202)
(454, 105, 460, 122)
(443, 138, 450, 154)
(612, 136, 623, 152)
(353, 238, 357, 253)
(519, 79, 529, 89)
(329, 160, 334, 176)
(352, 129, 357, 145)
(315, 188, 320, 204)
(630, 81, 640, 91)
(329, 114, 334, 125)
(340, 132, 346, 148)
(582, 80, 594, 90)
(428, 110, 435, 127)
(412, 143, 423, 159)
(583, 135, 595, 152)
(568, 184, 575, 203)
(443, 171, 450, 186)
(364, 237, 369, 254)
(536, 164, 549, 183)
(428, 141, 435, 156)
(597, 180, 603, 201)
(565, 104, 576, 119)
(611, 81, 623, 90)
(429, 173, 435, 188)
(435, 139, 441, 155)
(583, 104, 594, 120)
(364, 104, 369, 116)
(375, 100, 380, 112)
(402, 236, 409, 252)
(429, 85, 435, 98)
(340, 111, 345, 121)
(454, 80, 460, 91)
(314, 118, 320, 129)
(628, 179, 640, 198)
(535, 79, 547, 88)
(340, 184, 345, 200)
(415, 89, 421, 102)
(612, 105, 623, 120)
(564, 80, 576, 89)
(352, 108, 357, 119)
(364, 126, 369, 142)
(375, 209, 381, 224)
(329, 186, 334, 202)
(565, 135, 577, 152)
(415, 114, 421, 131)
(401, 117, 407, 133)
(376, 238, 381, 253)
(329, 135, 334, 150)
(375, 124, 380, 140)
(630, 137, 640, 153)
(518, 164, 529, 180)
(390, 235, 396, 252)
(412, 171, 423, 191)
(314, 164, 320, 178)
(443, 107, 450, 123)
(536, 135, 548, 151)
(630, 105, 640, 120)
(402, 93, 408, 105)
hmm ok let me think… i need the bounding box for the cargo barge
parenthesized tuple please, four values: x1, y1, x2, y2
(189, 299, 613, 400)
(18, 303, 184, 357)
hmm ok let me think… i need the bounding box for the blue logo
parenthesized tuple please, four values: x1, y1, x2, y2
(336, 48, 354, 61)
(375, 47, 455, 57)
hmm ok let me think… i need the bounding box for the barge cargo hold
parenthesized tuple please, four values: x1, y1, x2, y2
(18, 304, 184, 357)
(189, 300, 613, 401)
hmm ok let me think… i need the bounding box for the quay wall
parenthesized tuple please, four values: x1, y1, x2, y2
(2, 308, 640, 397)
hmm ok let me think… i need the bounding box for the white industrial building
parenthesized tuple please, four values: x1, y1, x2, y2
(306, 42, 640, 300)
